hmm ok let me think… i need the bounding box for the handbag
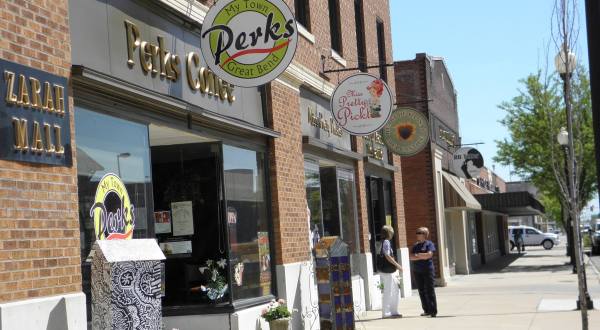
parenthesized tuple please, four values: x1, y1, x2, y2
(376, 241, 397, 273)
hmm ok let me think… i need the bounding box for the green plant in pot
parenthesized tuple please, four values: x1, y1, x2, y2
(261, 299, 292, 330)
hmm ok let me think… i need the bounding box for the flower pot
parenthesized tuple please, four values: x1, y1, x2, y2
(269, 318, 290, 330)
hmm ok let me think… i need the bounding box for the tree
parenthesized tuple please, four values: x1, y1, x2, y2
(494, 66, 596, 230)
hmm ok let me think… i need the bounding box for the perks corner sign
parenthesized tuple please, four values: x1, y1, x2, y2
(331, 73, 393, 136)
(0, 59, 71, 166)
(90, 173, 135, 240)
(200, 0, 298, 87)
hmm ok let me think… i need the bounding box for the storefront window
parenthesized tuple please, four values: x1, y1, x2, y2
(223, 145, 272, 301)
(305, 161, 324, 234)
(75, 107, 153, 316)
(152, 142, 226, 306)
(303, 159, 359, 254)
(338, 169, 359, 254)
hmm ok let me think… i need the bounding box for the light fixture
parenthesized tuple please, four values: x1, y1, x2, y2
(554, 48, 577, 75)
(557, 127, 569, 146)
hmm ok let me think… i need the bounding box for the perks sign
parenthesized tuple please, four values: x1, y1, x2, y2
(330, 73, 392, 136)
(382, 108, 430, 157)
(200, 0, 298, 87)
(90, 173, 135, 240)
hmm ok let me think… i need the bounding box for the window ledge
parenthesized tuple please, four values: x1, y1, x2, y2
(298, 23, 315, 44)
(331, 50, 347, 67)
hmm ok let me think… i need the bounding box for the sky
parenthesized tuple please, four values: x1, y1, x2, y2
(389, 1, 590, 183)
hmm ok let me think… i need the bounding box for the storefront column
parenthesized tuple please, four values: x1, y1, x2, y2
(351, 137, 375, 311)
(391, 154, 411, 297)
(432, 148, 451, 286)
(267, 81, 318, 329)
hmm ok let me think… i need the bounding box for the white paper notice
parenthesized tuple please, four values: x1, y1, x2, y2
(171, 201, 194, 236)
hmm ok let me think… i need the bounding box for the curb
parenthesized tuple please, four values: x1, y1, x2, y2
(585, 254, 600, 284)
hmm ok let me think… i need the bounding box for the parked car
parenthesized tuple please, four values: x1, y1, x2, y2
(591, 219, 600, 255)
(509, 225, 560, 250)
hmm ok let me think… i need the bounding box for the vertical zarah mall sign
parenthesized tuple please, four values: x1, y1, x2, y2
(0, 59, 71, 166)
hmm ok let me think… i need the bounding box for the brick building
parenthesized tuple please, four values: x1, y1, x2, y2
(394, 54, 507, 284)
(0, 1, 405, 329)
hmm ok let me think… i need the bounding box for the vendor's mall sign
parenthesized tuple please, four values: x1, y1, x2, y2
(0, 59, 71, 166)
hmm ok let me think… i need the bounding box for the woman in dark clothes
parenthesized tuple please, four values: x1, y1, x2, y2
(410, 227, 438, 317)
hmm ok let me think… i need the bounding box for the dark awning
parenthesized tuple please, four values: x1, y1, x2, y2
(474, 192, 545, 216)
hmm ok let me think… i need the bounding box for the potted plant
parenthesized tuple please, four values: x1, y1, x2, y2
(261, 299, 292, 330)
(199, 258, 228, 302)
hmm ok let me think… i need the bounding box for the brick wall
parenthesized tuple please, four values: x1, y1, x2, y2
(0, 0, 81, 303)
(263, 0, 399, 262)
(394, 56, 443, 274)
(266, 82, 309, 265)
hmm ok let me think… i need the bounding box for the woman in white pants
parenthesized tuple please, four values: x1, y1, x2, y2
(380, 225, 403, 318)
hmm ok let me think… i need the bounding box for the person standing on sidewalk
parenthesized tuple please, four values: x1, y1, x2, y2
(410, 227, 438, 317)
(379, 225, 403, 318)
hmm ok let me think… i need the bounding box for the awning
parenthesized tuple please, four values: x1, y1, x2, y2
(474, 192, 545, 216)
(442, 172, 482, 210)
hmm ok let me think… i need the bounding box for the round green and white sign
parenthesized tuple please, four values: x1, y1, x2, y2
(200, 0, 298, 87)
(382, 107, 430, 157)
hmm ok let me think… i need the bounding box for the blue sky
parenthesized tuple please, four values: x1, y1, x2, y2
(390, 0, 589, 183)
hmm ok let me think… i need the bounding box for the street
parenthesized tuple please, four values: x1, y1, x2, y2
(357, 245, 600, 330)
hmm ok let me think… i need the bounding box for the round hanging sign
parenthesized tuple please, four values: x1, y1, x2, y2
(90, 173, 135, 240)
(330, 73, 393, 135)
(382, 107, 430, 156)
(200, 0, 298, 87)
(451, 147, 484, 179)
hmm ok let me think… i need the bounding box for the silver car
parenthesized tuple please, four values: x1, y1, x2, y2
(509, 225, 560, 250)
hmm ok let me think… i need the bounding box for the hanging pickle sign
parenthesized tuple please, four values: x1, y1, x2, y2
(330, 73, 393, 135)
(200, 0, 298, 87)
(90, 173, 135, 240)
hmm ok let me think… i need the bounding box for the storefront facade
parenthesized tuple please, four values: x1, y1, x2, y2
(70, 0, 278, 328)
(394, 54, 482, 285)
(0, 0, 401, 329)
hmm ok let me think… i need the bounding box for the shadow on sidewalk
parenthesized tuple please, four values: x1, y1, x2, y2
(473, 253, 572, 274)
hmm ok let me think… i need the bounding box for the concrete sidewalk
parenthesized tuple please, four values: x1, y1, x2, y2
(356, 246, 600, 329)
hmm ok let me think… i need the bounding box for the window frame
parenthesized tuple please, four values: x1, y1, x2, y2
(328, 0, 343, 55)
(294, 0, 311, 31)
(73, 99, 277, 316)
(376, 17, 387, 82)
(354, 0, 367, 72)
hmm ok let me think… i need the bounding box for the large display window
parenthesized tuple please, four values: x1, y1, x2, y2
(76, 107, 154, 317)
(304, 159, 359, 254)
(75, 106, 274, 316)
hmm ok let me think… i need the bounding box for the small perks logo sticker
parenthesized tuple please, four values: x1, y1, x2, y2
(200, 0, 298, 87)
(330, 73, 393, 136)
(382, 108, 430, 156)
(90, 173, 135, 240)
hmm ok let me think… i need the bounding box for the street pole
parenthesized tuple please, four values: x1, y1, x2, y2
(560, 43, 589, 329)
(562, 149, 576, 271)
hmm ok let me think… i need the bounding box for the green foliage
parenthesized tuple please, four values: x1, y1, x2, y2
(261, 299, 292, 322)
(495, 67, 597, 229)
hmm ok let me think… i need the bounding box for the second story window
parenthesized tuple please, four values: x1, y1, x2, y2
(328, 0, 342, 55)
(354, 0, 367, 71)
(294, 0, 310, 30)
(376, 18, 387, 82)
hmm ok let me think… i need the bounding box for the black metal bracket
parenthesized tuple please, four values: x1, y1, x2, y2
(394, 99, 433, 106)
(321, 55, 396, 74)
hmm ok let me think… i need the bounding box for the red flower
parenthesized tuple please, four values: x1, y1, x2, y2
(367, 79, 384, 97)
